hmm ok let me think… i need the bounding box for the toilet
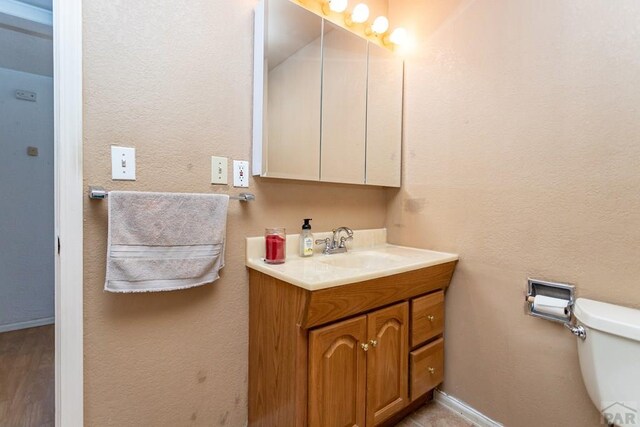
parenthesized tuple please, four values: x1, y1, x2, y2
(573, 298, 640, 426)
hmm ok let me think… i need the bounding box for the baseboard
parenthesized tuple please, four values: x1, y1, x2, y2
(435, 389, 503, 427)
(0, 317, 55, 333)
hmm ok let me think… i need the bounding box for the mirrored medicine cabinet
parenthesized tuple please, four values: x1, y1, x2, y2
(253, 0, 403, 187)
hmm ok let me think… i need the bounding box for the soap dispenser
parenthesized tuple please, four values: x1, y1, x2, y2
(299, 219, 314, 257)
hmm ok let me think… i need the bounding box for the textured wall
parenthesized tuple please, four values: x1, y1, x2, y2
(82, 1, 388, 425)
(0, 27, 53, 77)
(387, 1, 640, 426)
(0, 68, 54, 330)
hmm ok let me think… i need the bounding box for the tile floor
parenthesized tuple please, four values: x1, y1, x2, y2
(395, 401, 476, 427)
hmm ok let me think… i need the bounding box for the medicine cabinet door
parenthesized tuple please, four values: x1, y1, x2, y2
(261, 0, 323, 180)
(320, 22, 368, 185)
(366, 43, 403, 187)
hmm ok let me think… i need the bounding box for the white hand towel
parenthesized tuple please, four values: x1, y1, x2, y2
(105, 191, 229, 293)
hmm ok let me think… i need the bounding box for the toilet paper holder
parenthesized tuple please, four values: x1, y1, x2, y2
(525, 278, 575, 324)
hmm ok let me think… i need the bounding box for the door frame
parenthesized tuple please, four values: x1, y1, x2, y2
(53, 0, 84, 425)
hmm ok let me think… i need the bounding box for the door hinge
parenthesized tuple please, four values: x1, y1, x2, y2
(57, 237, 61, 254)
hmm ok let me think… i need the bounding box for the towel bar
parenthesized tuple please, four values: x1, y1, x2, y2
(88, 186, 256, 202)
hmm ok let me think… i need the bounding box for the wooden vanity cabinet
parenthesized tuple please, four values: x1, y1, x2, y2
(248, 261, 457, 427)
(308, 303, 409, 427)
(308, 315, 368, 427)
(366, 303, 409, 426)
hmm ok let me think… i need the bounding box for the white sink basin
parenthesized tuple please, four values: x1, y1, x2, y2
(317, 251, 406, 270)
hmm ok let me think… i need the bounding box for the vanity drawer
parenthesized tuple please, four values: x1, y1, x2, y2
(410, 337, 444, 400)
(411, 290, 444, 347)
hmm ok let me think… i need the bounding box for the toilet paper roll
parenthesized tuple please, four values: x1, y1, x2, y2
(532, 295, 570, 318)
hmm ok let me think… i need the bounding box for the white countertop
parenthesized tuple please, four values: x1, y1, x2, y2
(245, 229, 459, 291)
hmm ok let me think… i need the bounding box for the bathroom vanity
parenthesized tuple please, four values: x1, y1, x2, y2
(246, 230, 458, 426)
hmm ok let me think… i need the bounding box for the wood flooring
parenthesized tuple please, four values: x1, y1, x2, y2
(0, 325, 54, 427)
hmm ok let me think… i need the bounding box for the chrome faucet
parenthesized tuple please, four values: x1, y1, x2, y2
(315, 226, 354, 255)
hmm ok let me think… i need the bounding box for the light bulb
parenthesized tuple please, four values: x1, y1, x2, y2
(371, 16, 389, 34)
(328, 0, 348, 13)
(351, 3, 370, 24)
(389, 27, 408, 45)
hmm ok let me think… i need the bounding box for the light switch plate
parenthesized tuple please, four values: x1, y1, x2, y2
(111, 146, 136, 180)
(211, 156, 228, 185)
(233, 160, 249, 188)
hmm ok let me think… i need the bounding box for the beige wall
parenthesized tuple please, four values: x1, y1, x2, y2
(82, 1, 388, 425)
(387, 1, 640, 426)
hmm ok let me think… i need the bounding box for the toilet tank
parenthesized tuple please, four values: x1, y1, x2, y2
(573, 298, 640, 426)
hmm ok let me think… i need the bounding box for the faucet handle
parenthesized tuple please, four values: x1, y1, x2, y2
(339, 235, 353, 248)
(315, 237, 332, 254)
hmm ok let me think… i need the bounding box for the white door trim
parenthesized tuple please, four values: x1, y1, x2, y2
(54, 0, 83, 425)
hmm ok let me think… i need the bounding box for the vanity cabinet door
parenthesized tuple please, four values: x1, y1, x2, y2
(366, 303, 409, 426)
(309, 315, 367, 427)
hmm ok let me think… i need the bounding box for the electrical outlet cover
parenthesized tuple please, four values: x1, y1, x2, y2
(233, 160, 249, 188)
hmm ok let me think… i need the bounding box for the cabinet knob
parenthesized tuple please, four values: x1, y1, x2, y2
(428, 367, 436, 375)
(360, 343, 369, 352)
(369, 339, 378, 348)
(427, 315, 435, 322)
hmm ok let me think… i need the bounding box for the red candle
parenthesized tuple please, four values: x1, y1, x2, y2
(265, 228, 286, 264)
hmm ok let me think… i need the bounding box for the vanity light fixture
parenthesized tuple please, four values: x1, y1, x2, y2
(388, 27, 408, 46)
(314, 0, 409, 48)
(366, 15, 389, 35)
(322, 0, 348, 14)
(352, 3, 369, 22)
(345, 3, 369, 26)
